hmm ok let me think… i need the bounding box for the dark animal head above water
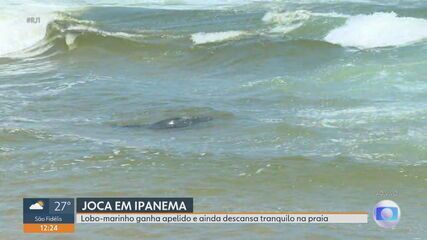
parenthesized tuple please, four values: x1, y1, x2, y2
(148, 116, 213, 129)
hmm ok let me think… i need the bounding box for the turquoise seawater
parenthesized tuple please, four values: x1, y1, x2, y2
(0, 1, 426, 239)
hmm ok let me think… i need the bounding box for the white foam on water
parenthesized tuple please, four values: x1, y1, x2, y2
(325, 12, 427, 49)
(262, 10, 311, 25)
(262, 10, 311, 34)
(191, 31, 247, 45)
(262, 10, 310, 34)
(65, 33, 79, 50)
(269, 23, 304, 34)
(262, 10, 349, 34)
(311, 12, 350, 18)
(67, 25, 142, 38)
(63, 25, 144, 49)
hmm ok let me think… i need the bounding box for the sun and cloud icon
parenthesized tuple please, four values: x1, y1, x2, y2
(29, 200, 44, 210)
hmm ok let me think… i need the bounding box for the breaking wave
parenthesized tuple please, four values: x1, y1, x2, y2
(262, 10, 311, 34)
(2, 5, 427, 60)
(191, 31, 248, 45)
(325, 12, 427, 49)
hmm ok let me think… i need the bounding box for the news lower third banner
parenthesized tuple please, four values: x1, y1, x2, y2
(24, 197, 368, 233)
(77, 213, 367, 224)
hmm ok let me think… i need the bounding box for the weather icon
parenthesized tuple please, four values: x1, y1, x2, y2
(29, 200, 44, 210)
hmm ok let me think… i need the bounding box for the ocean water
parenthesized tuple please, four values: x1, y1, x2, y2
(0, 0, 426, 239)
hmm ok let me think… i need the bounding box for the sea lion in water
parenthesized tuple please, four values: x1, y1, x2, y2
(148, 116, 213, 129)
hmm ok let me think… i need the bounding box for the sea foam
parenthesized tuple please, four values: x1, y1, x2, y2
(191, 31, 247, 45)
(325, 12, 427, 49)
(262, 10, 311, 34)
(262, 10, 311, 25)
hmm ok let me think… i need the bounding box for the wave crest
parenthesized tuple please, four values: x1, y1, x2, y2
(191, 31, 248, 45)
(324, 12, 427, 49)
(262, 10, 311, 34)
